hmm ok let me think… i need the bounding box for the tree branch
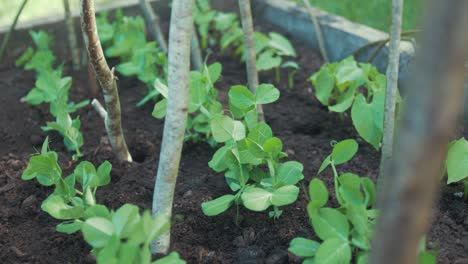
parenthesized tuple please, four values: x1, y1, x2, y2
(80, 0, 132, 162)
(151, 0, 195, 254)
(370, 0, 468, 263)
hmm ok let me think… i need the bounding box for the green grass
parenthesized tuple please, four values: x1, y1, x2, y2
(301, 0, 421, 32)
(0, 0, 113, 28)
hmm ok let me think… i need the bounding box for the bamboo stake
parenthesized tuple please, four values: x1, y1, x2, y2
(302, 0, 329, 63)
(370, 0, 468, 263)
(80, 0, 132, 162)
(138, 0, 168, 52)
(151, 0, 194, 254)
(238, 0, 264, 121)
(63, 0, 80, 70)
(377, 0, 404, 194)
(0, 0, 29, 62)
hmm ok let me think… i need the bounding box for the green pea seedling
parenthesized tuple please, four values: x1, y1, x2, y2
(289, 139, 436, 264)
(22, 139, 185, 264)
(194, 0, 298, 85)
(152, 62, 224, 146)
(17, 30, 88, 160)
(201, 84, 304, 219)
(97, 10, 168, 107)
(310, 56, 401, 149)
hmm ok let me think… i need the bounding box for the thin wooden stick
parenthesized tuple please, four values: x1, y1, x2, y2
(238, 0, 264, 121)
(91, 99, 107, 119)
(191, 25, 204, 71)
(63, 0, 80, 70)
(378, 0, 404, 195)
(0, 0, 29, 62)
(138, 0, 168, 52)
(152, 0, 195, 254)
(302, 0, 329, 62)
(80, 0, 132, 162)
(370, 0, 468, 263)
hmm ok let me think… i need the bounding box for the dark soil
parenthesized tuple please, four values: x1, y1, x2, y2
(1, 9, 467, 264)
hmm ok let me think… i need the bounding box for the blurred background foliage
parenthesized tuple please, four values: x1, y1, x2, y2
(296, 0, 422, 31)
(0, 0, 421, 32)
(0, 0, 113, 28)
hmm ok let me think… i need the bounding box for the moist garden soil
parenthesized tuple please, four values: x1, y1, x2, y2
(1, 11, 467, 264)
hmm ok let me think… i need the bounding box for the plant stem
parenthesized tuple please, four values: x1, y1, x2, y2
(151, 0, 194, 254)
(370, 0, 468, 262)
(302, 0, 329, 63)
(63, 0, 80, 70)
(377, 0, 404, 196)
(138, 0, 168, 52)
(80, 0, 132, 162)
(238, 0, 264, 121)
(0, 0, 29, 62)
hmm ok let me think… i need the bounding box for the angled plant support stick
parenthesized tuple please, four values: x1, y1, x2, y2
(191, 25, 204, 71)
(377, 0, 404, 195)
(0, 0, 29, 62)
(138, 0, 168, 52)
(80, 0, 132, 162)
(302, 0, 329, 63)
(63, 0, 80, 70)
(152, 0, 194, 254)
(238, 0, 264, 121)
(370, 0, 468, 263)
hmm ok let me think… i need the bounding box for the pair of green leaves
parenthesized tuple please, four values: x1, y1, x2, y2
(289, 139, 377, 264)
(310, 57, 397, 149)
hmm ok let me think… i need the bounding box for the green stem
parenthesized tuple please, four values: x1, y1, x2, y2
(275, 67, 280, 83)
(331, 162, 342, 203)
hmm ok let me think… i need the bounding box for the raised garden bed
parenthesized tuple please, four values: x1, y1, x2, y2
(0, 1, 467, 263)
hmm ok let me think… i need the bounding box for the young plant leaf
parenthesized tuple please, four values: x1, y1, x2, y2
(288, 237, 320, 257)
(446, 137, 468, 184)
(82, 217, 115, 248)
(228, 85, 255, 109)
(201, 195, 236, 216)
(277, 161, 304, 185)
(271, 185, 300, 206)
(351, 90, 385, 149)
(56, 220, 83, 234)
(241, 187, 272, 211)
(331, 139, 358, 165)
(309, 178, 329, 209)
(310, 208, 349, 241)
(255, 84, 280, 105)
(210, 116, 245, 142)
(315, 238, 352, 264)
